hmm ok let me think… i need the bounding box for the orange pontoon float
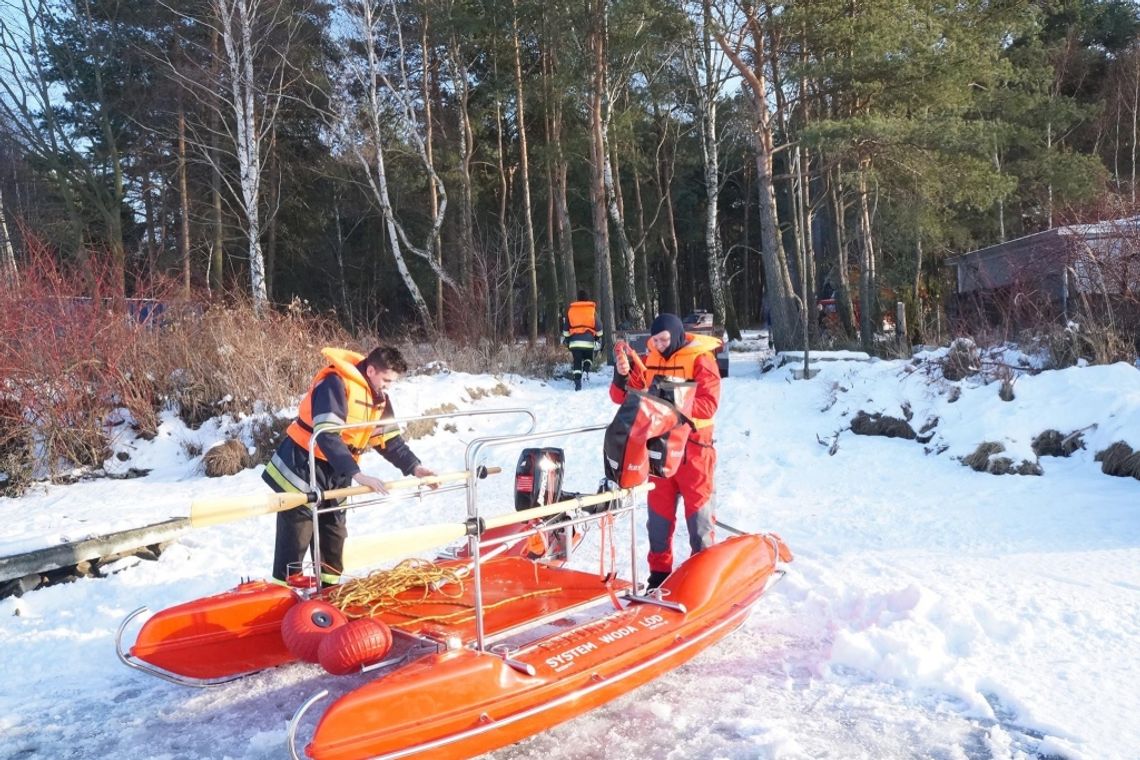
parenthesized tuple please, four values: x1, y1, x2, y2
(116, 414, 792, 760)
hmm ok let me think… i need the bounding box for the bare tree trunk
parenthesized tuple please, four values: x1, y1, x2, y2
(209, 29, 224, 294)
(711, 2, 797, 350)
(631, 163, 651, 318)
(1046, 121, 1054, 229)
(602, 118, 638, 328)
(512, 0, 539, 344)
(495, 90, 512, 342)
(1132, 48, 1138, 205)
(450, 39, 475, 290)
(142, 170, 157, 273)
(332, 189, 353, 332)
(422, 21, 443, 324)
(538, 50, 564, 318)
(828, 165, 856, 338)
(606, 136, 642, 328)
(993, 138, 1006, 241)
(684, 3, 729, 330)
(656, 115, 681, 315)
(857, 163, 875, 352)
(177, 105, 191, 294)
(0, 185, 17, 287)
(589, 0, 616, 350)
(542, 43, 578, 302)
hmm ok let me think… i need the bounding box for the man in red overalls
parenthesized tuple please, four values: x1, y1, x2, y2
(610, 313, 721, 590)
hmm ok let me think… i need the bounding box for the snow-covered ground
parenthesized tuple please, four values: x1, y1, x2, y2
(2, 335, 1138, 760)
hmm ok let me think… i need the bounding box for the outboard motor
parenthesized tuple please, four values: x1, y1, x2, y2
(514, 447, 565, 510)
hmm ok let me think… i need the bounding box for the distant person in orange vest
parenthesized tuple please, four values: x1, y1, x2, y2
(611, 313, 722, 590)
(262, 346, 436, 586)
(562, 290, 603, 391)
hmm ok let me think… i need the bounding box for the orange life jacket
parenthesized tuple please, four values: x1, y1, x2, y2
(565, 301, 599, 335)
(640, 333, 722, 430)
(285, 348, 394, 461)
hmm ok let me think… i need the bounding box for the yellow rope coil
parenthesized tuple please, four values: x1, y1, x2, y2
(326, 558, 465, 619)
(325, 557, 565, 629)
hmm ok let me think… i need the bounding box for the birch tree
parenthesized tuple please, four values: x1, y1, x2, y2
(159, 0, 314, 312)
(334, 0, 454, 331)
(681, 0, 735, 335)
(0, 184, 17, 287)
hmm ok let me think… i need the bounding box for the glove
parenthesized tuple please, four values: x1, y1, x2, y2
(593, 340, 602, 353)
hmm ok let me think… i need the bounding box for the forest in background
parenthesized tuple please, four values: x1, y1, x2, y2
(0, 0, 1138, 353)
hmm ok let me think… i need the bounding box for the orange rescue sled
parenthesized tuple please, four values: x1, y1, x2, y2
(116, 421, 792, 760)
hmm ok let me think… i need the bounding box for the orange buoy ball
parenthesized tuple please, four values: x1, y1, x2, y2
(318, 617, 394, 675)
(281, 599, 347, 663)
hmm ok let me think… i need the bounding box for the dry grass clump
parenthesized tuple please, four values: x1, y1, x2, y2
(404, 403, 459, 440)
(403, 338, 566, 378)
(1095, 441, 1140, 480)
(466, 381, 512, 400)
(159, 299, 352, 429)
(1032, 429, 1085, 457)
(203, 439, 252, 477)
(1034, 324, 1137, 369)
(961, 441, 1042, 475)
(849, 411, 916, 440)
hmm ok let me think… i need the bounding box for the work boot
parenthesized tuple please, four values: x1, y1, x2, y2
(646, 570, 669, 590)
(574, 374, 582, 391)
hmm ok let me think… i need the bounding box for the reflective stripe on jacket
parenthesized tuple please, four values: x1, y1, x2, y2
(562, 301, 602, 348)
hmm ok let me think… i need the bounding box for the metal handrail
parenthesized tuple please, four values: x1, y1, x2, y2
(462, 423, 639, 652)
(304, 407, 536, 588)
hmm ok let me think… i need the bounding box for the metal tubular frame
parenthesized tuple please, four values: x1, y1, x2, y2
(303, 408, 536, 587)
(462, 423, 642, 653)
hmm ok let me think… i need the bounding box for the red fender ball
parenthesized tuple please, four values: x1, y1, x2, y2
(281, 599, 347, 663)
(318, 617, 394, 675)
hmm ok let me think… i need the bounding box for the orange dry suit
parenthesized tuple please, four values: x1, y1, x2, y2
(609, 333, 721, 575)
(263, 348, 421, 584)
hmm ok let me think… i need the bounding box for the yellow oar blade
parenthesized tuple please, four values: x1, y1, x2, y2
(482, 482, 652, 530)
(341, 481, 651, 571)
(189, 491, 307, 528)
(342, 522, 469, 571)
(189, 467, 503, 529)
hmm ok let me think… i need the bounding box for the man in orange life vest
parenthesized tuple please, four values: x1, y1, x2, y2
(610, 313, 721, 590)
(262, 346, 436, 586)
(562, 290, 603, 391)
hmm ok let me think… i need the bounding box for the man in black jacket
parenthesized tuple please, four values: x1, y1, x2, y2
(262, 345, 435, 585)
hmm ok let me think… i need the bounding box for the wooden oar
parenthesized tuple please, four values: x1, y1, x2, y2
(342, 482, 652, 571)
(189, 467, 501, 529)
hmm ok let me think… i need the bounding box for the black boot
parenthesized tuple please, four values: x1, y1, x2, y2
(646, 570, 669, 590)
(574, 374, 582, 391)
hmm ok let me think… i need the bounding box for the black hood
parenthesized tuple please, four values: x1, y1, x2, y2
(649, 313, 685, 358)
